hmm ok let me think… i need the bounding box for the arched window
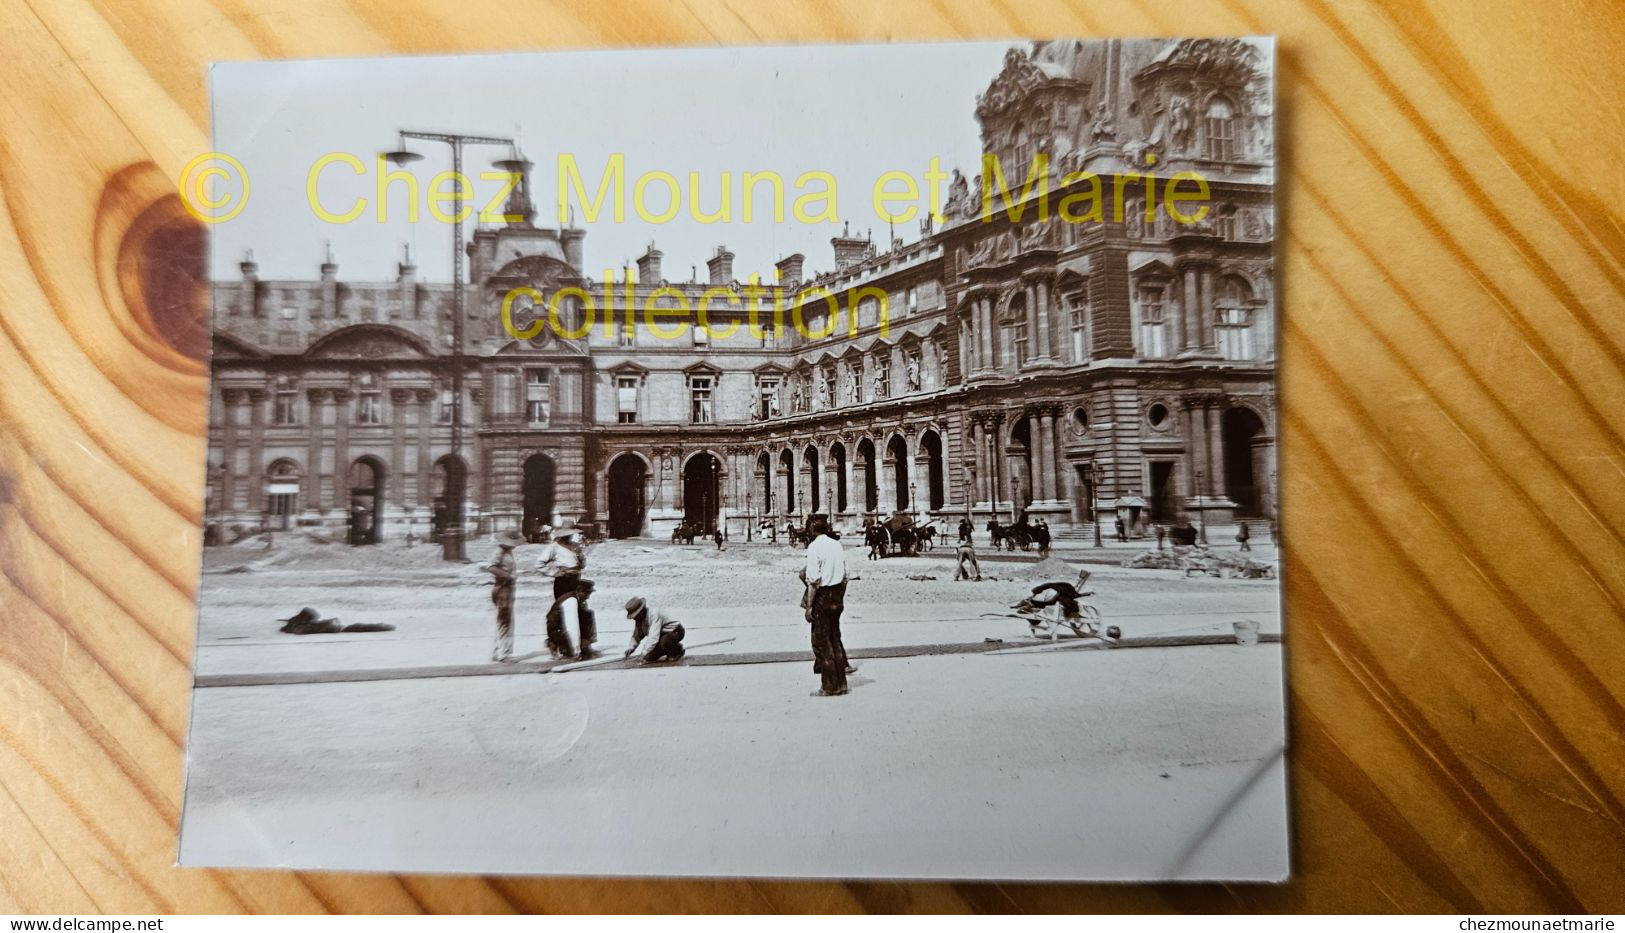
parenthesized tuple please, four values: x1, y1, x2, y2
(1215, 275, 1254, 361)
(265, 459, 301, 530)
(1204, 96, 1237, 161)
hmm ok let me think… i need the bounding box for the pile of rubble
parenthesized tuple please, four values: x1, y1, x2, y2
(1121, 546, 1276, 579)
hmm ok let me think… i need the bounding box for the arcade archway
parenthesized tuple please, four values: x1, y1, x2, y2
(683, 452, 723, 533)
(431, 454, 467, 543)
(348, 456, 385, 545)
(522, 453, 556, 540)
(1222, 407, 1268, 516)
(920, 430, 946, 510)
(607, 454, 649, 538)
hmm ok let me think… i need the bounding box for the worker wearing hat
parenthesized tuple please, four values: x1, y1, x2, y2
(801, 516, 854, 696)
(481, 529, 525, 662)
(537, 519, 589, 659)
(623, 596, 685, 663)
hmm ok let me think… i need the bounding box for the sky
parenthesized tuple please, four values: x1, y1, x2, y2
(208, 40, 1016, 285)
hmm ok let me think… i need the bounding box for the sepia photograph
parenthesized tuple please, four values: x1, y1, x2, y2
(180, 36, 1285, 880)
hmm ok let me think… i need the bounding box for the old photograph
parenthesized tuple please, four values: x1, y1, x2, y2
(181, 37, 1285, 880)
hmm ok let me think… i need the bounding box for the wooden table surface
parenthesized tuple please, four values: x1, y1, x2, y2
(2, 0, 1622, 914)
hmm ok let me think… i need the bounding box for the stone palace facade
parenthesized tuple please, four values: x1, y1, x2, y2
(207, 38, 1276, 543)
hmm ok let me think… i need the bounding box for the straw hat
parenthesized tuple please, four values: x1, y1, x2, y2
(625, 596, 647, 617)
(493, 529, 524, 548)
(553, 518, 581, 539)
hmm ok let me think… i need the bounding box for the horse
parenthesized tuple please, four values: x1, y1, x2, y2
(986, 519, 1031, 552)
(865, 522, 888, 560)
(1030, 521, 1052, 558)
(915, 523, 938, 552)
(888, 523, 916, 557)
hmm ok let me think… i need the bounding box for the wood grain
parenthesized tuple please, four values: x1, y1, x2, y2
(1, 0, 1622, 914)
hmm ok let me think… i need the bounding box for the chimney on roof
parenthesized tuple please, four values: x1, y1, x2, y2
(831, 220, 868, 271)
(774, 253, 805, 289)
(636, 244, 664, 284)
(706, 245, 734, 285)
(320, 242, 338, 318)
(238, 250, 259, 317)
(396, 243, 418, 319)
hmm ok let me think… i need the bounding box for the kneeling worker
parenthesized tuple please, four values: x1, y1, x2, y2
(624, 596, 686, 663)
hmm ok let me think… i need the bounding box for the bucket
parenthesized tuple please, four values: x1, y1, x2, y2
(1233, 619, 1261, 647)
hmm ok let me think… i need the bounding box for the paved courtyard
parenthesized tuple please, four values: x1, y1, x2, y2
(180, 535, 1288, 880)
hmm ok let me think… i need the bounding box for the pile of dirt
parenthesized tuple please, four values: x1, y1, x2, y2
(1122, 547, 1275, 579)
(1014, 557, 1083, 581)
(1122, 550, 1186, 570)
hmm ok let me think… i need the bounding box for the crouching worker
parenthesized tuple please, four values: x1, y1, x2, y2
(623, 596, 685, 663)
(1021, 568, 1100, 638)
(547, 577, 599, 661)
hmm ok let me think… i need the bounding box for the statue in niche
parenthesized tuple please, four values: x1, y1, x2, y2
(1089, 101, 1115, 142)
(1167, 95, 1194, 153)
(905, 354, 922, 392)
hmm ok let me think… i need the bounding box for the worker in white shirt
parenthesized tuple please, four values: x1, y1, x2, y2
(800, 517, 854, 696)
(623, 596, 686, 663)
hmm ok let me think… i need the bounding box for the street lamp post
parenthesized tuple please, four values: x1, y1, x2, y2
(910, 481, 918, 522)
(746, 490, 753, 542)
(1090, 461, 1104, 549)
(382, 129, 518, 562)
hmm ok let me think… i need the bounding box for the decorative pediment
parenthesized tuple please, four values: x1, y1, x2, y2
(751, 362, 788, 377)
(975, 47, 1052, 121)
(681, 360, 721, 378)
(490, 253, 577, 288)
(1130, 259, 1176, 281)
(305, 324, 434, 360)
(1139, 38, 1261, 87)
(607, 360, 650, 378)
(212, 330, 268, 360)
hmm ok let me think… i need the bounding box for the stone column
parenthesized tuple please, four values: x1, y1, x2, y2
(1185, 399, 1206, 500)
(1024, 281, 1040, 363)
(1026, 411, 1046, 501)
(415, 389, 433, 512)
(1180, 264, 1200, 352)
(845, 446, 861, 516)
(975, 297, 988, 375)
(1199, 267, 1216, 351)
(304, 389, 326, 512)
(390, 388, 411, 508)
(220, 389, 241, 515)
(246, 389, 266, 512)
(674, 451, 686, 512)
(1206, 400, 1227, 499)
(969, 417, 986, 506)
(331, 389, 352, 509)
(1036, 276, 1054, 360)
